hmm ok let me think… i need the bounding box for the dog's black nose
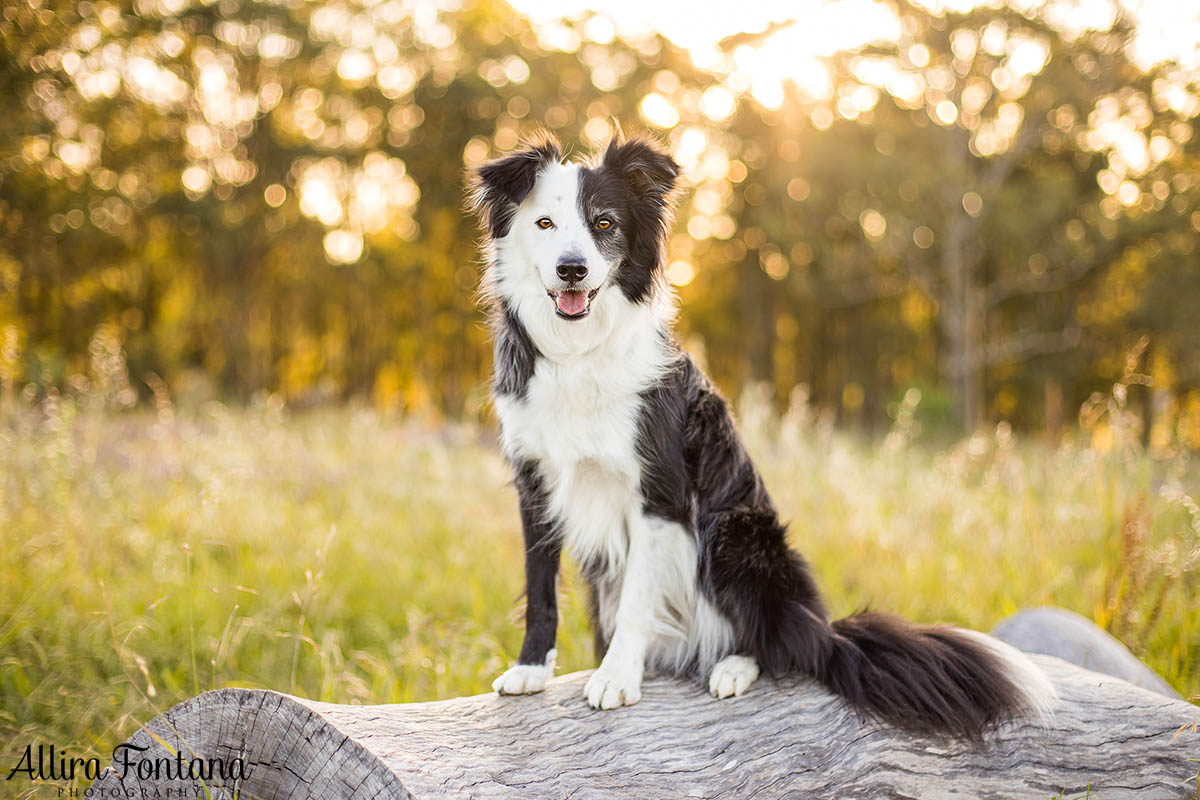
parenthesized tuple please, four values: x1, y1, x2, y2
(555, 262, 588, 283)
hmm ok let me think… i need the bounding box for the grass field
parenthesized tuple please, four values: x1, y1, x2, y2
(1, 382, 1198, 794)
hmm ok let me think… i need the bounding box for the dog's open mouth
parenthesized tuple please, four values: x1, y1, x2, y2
(548, 288, 599, 320)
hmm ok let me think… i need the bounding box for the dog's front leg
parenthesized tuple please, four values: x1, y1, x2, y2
(582, 511, 665, 709)
(493, 461, 561, 695)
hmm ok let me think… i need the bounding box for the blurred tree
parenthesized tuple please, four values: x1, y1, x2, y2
(1, 0, 1198, 436)
(0, 0, 712, 412)
(707, 0, 1200, 429)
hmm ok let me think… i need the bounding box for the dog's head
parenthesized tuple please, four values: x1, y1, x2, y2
(469, 133, 679, 324)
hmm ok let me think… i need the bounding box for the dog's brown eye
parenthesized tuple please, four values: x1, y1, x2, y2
(536, 217, 553, 229)
(596, 218, 612, 230)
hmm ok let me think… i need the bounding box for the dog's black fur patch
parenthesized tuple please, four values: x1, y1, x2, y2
(579, 139, 680, 304)
(470, 136, 561, 239)
(491, 300, 539, 399)
(633, 349, 695, 529)
(512, 458, 561, 667)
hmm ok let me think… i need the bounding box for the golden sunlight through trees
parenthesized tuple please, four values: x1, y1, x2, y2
(1, 0, 1199, 431)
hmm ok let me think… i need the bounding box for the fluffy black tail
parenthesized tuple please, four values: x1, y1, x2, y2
(700, 510, 1054, 740)
(823, 611, 1046, 740)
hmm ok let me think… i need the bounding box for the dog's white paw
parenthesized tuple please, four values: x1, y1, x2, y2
(583, 659, 643, 709)
(493, 649, 555, 695)
(709, 654, 759, 699)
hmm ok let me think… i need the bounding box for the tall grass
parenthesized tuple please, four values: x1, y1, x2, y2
(1, 351, 1197, 795)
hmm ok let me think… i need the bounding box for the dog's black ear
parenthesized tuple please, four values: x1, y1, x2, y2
(601, 136, 680, 304)
(602, 137, 680, 202)
(468, 134, 561, 237)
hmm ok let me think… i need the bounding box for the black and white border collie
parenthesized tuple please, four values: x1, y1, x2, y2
(469, 132, 1055, 739)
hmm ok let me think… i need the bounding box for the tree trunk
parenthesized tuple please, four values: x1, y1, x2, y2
(941, 211, 984, 432)
(90, 632, 1199, 798)
(739, 253, 775, 386)
(1044, 377, 1064, 446)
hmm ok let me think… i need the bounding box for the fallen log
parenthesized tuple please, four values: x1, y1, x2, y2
(91, 651, 1199, 799)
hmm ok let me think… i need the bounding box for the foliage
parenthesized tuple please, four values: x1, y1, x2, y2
(1, 0, 1199, 431)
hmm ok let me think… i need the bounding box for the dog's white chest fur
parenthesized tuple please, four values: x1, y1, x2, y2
(494, 316, 664, 571)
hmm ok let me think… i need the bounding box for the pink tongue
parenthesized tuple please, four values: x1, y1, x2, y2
(556, 290, 588, 316)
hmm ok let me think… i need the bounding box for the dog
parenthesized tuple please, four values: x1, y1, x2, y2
(468, 132, 1056, 739)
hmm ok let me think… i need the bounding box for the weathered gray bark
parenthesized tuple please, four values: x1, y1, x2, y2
(90, 652, 1199, 799)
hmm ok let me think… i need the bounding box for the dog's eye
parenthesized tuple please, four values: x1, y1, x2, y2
(536, 217, 553, 229)
(595, 218, 613, 230)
